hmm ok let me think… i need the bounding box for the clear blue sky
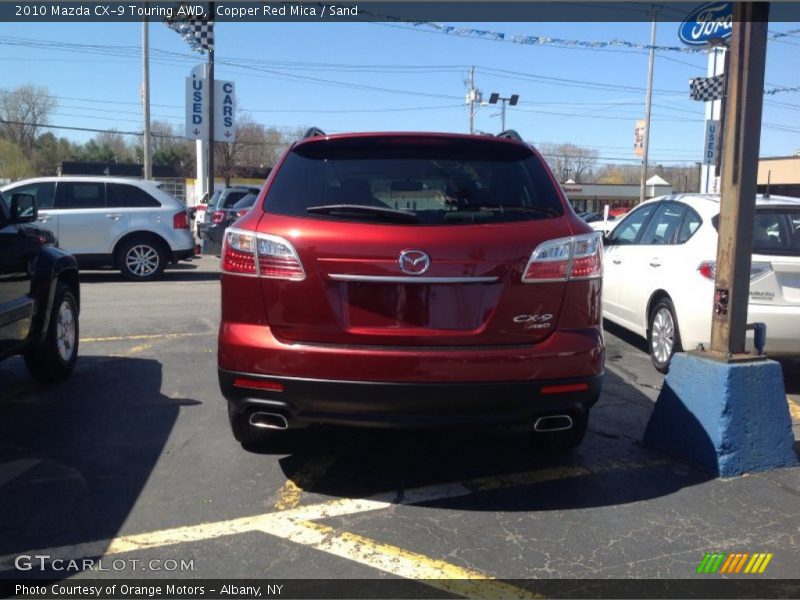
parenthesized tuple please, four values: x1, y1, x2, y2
(1, 15, 798, 166)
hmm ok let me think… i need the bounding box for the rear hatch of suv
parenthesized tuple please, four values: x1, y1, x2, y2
(748, 205, 800, 306)
(234, 134, 589, 347)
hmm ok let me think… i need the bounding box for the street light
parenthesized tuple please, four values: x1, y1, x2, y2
(488, 92, 519, 132)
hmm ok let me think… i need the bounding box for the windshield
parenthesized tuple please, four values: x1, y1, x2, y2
(712, 208, 800, 256)
(263, 139, 564, 225)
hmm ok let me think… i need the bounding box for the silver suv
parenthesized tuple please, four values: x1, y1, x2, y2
(0, 177, 195, 281)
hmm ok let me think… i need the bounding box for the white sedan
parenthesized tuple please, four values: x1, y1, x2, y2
(602, 193, 800, 372)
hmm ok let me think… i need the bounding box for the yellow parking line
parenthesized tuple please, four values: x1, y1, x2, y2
(282, 521, 540, 599)
(81, 333, 211, 343)
(273, 454, 338, 511)
(0, 456, 670, 591)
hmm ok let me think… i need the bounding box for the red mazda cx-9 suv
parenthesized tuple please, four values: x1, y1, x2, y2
(218, 129, 604, 449)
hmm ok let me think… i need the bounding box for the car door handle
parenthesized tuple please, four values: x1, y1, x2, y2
(105, 213, 122, 220)
(649, 258, 661, 267)
(612, 258, 622, 265)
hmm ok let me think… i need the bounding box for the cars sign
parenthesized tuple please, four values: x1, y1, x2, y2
(679, 2, 733, 46)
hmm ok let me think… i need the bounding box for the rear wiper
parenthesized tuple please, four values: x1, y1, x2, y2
(307, 204, 419, 223)
(465, 204, 560, 217)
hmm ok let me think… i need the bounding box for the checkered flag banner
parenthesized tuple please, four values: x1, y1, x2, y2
(166, 4, 214, 54)
(689, 75, 725, 102)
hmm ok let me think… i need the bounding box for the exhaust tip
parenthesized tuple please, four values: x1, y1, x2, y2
(534, 415, 573, 432)
(249, 411, 289, 430)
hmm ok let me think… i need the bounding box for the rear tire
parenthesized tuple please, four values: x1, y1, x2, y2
(118, 236, 166, 281)
(530, 410, 588, 452)
(648, 297, 682, 374)
(228, 403, 281, 448)
(25, 283, 79, 382)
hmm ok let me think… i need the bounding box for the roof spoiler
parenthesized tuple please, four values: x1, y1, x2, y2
(497, 130, 523, 142)
(303, 127, 326, 139)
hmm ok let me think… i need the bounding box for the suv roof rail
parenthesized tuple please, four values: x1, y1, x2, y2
(303, 127, 326, 139)
(496, 129, 523, 142)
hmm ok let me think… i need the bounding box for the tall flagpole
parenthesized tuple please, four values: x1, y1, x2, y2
(207, 1, 215, 201)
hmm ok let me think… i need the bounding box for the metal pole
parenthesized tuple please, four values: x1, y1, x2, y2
(207, 2, 215, 202)
(501, 99, 506, 132)
(639, 5, 658, 204)
(708, 2, 770, 358)
(142, 15, 152, 180)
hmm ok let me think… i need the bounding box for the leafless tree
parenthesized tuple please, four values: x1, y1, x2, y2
(538, 143, 599, 183)
(0, 85, 57, 158)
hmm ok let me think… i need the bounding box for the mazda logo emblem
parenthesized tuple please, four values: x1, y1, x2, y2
(398, 250, 430, 275)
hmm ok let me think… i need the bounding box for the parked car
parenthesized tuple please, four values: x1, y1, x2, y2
(0, 191, 80, 381)
(0, 177, 195, 281)
(602, 193, 800, 372)
(197, 185, 260, 246)
(204, 192, 259, 256)
(218, 129, 604, 450)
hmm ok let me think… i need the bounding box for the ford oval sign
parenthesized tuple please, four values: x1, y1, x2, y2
(679, 2, 733, 46)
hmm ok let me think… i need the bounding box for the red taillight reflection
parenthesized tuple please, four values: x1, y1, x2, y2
(173, 211, 189, 229)
(212, 210, 226, 224)
(233, 378, 284, 392)
(541, 383, 589, 394)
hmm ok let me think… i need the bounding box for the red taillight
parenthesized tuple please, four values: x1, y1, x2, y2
(233, 378, 284, 392)
(222, 229, 257, 275)
(173, 211, 189, 229)
(697, 260, 772, 282)
(212, 210, 226, 224)
(256, 235, 306, 280)
(222, 228, 306, 280)
(236, 209, 249, 218)
(522, 233, 603, 282)
(698, 261, 716, 280)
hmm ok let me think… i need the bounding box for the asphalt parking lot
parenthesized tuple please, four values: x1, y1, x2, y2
(1, 257, 799, 594)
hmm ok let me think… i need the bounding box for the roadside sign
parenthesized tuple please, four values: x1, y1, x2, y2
(703, 119, 720, 165)
(185, 64, 207, 140)
(679, 2, 733, 46)
(215, 80, 236, 142)
(634, 120, 646, 157)
(185, 66, 236, 142)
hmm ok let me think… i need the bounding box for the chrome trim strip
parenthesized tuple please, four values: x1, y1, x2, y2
(328, 274, 499, 284)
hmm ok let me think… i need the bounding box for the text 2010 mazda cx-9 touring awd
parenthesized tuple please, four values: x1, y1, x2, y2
(218, 130, 604, 449)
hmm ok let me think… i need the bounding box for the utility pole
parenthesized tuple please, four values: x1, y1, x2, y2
(142, 13, 152, 180)
(709, 2, 769, 357)
(467, 66, 475, 134)
(207, 1, 215, 203)
(639, 5, 659, 204)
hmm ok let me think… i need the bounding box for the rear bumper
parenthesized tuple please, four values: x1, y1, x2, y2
(171, 248, 195, 262)
(220, 369, 602, 429)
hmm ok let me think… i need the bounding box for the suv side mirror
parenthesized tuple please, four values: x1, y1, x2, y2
(10, 193, 38, 224)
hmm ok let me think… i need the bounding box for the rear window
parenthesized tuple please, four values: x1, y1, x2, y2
(712, 208, 800, 256)
(263, 138, 564, 225)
